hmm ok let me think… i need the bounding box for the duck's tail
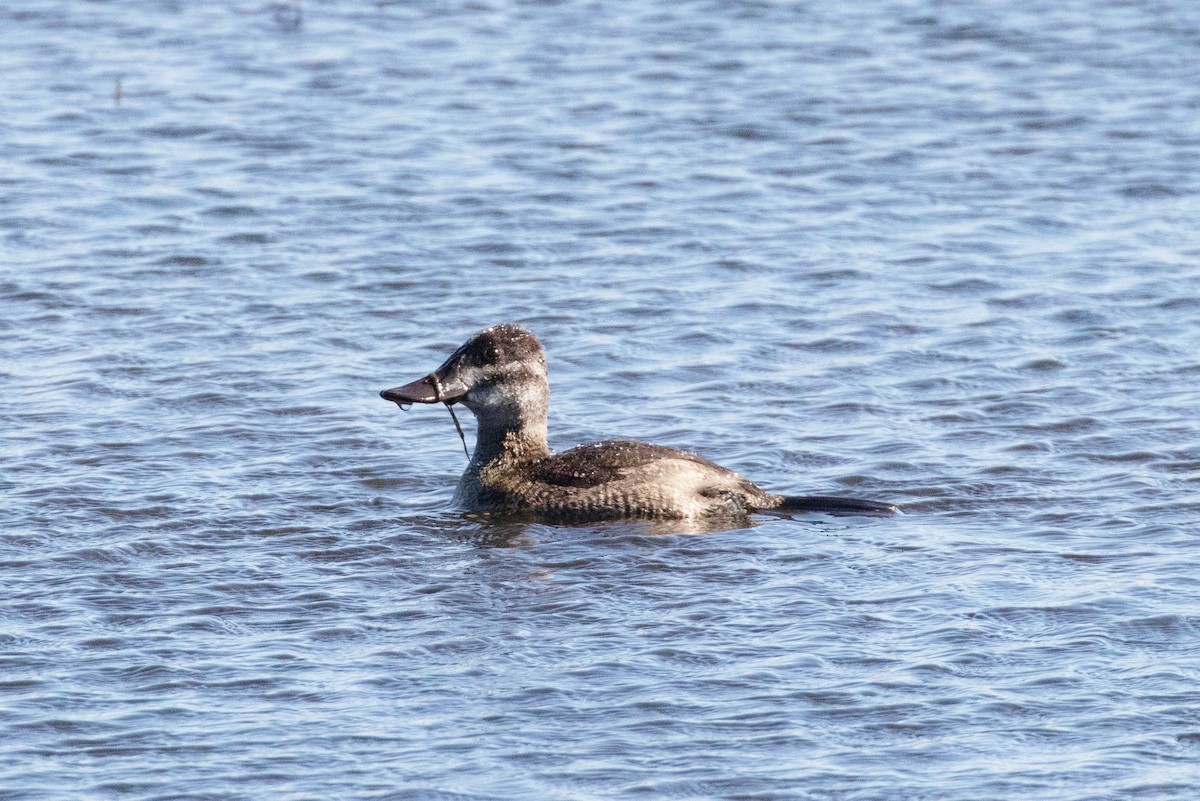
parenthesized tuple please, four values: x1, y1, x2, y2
(766, 495, 897, 516)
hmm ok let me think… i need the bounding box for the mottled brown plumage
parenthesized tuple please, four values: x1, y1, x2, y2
(381, 324, 894, 522)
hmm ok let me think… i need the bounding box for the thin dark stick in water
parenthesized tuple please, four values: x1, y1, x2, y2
(428, 372, 469, 459)
(445, 404, 469, 459)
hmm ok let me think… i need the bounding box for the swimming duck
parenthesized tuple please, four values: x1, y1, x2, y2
(380, 324, 894, 523)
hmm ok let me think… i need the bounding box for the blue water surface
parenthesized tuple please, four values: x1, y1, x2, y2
(3, 1, 1199, 799)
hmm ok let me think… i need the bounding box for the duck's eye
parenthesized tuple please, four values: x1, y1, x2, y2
(482, 345, 501, 364)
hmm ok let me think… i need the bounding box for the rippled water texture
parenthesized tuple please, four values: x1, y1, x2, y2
(3, 1, 1200, 799)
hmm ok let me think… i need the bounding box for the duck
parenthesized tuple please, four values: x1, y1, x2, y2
(380, 323, 894, 523)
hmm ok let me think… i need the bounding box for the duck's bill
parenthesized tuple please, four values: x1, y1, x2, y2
(380, 374, 466, 405)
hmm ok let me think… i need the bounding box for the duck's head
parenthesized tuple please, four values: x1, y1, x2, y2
(380, 323, 549, 429)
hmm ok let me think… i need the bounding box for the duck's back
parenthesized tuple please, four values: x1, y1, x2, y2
(476, 439, 775, 521)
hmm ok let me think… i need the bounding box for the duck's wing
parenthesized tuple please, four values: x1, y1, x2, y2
(526, 440, 728, 488)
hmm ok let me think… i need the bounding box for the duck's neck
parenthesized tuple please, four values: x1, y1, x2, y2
(465, 379, 551, 468)
(455, 411, 548, 508)
(469, 416, 549, 468)
(453, 381, 550, 509)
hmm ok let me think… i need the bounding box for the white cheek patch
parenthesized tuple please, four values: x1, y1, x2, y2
(463, 364, 545, 411)
(511, 381, 546, 411)
(468, 384, 506, 411)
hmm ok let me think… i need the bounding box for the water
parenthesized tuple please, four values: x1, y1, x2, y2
(3, 0, 1200, 798)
